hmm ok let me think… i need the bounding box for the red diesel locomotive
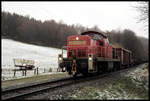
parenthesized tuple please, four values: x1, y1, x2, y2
(58, 31, 132, 76)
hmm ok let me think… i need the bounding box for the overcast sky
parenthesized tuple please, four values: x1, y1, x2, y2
(2, 1, 148, 38)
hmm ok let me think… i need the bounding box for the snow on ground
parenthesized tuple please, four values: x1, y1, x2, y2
(2, 39, 67, 68)
(70, 63, 149, 100)
(125, 63, 149, 91)
(2, 39, 67, 80)
(95, 63, 149, 100)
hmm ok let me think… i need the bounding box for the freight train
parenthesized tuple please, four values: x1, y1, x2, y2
(58, 31, 132, 76)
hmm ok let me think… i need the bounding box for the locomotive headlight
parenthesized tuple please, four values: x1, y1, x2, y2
(76, 37, 79, 40)
(89, 57, 92, 61)
(59, 57, 62, 61)
(63, 67, 66, 71)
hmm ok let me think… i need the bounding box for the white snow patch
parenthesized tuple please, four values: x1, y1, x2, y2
(2, 39, 66, 80)
(2, 39, 66, 68)
(125, 63, 149, 90)
(94, 64, 148, 100)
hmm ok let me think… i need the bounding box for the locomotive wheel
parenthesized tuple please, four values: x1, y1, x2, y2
(113, 62, 118, 71)
(116, 62, 121, 70)
(81, 66, 88, 77)
(108, 68, 111, 73)
(97, 63, 101, 74)
(102, 66, 108, 73)
(82, 73, 89, 77)
(113, 67, 117, 72)
(73, 73, 77, 78)
(82, 70, 89, 77)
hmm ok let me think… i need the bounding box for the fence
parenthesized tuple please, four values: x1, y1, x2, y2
(1, 65, 60, 81)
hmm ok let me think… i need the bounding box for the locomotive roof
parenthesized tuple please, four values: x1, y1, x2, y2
(81, 31, 107, 38)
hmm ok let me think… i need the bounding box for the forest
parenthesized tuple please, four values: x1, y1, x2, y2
(1, 11, 148, 62)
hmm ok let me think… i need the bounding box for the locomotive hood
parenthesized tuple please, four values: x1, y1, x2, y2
(68, 35, 90, 41)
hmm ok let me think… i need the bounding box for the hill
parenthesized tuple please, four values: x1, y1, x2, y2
(2, 39, 64, 69)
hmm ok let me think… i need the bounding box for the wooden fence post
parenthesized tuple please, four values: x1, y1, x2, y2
(44, 68, 45, 73)
(25, 69, 27, 76)
(34, 68, 36, 75)
(49, 68, 52, 72)
(14, 69, 16, 77)
(3, 76, 5, 80)
(22, 70, 24, 76)
(37, 67, 39, 75)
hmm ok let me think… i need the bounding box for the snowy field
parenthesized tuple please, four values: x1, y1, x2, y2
(2, 39, 67, 80)
(70, 63, 148, 100)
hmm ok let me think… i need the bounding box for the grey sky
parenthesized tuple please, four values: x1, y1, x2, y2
(2, 1, 148, 38)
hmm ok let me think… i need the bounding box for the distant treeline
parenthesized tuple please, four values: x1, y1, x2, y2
(105, 30, 148, 62)
(1, 11, 148, 62)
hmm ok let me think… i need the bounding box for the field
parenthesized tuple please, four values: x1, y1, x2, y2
(2, 39, 67, 80)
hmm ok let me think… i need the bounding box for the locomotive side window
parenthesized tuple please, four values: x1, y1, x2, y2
(104, 38, 109, 44)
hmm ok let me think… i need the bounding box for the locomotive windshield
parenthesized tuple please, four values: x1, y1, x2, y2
(93, 34, 102, 40)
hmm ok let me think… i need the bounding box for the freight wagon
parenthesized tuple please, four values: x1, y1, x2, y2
(116, 48, 132, 67)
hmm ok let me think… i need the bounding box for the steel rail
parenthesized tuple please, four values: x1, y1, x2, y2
(2, 64, 142, 100)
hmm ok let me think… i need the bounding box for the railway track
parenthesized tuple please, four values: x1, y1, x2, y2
(2, 77, 74, 100)
(2, 64, 142, 100)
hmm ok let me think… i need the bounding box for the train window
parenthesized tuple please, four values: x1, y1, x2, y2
(104, 38, 109, 43)
(93, 34, 102, 40)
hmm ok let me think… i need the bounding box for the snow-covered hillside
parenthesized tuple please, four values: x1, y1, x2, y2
(2, 39, 66, 69)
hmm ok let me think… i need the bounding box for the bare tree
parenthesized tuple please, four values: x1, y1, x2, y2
(134, 2, 149, 26)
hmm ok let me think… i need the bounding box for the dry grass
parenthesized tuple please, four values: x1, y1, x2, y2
(2, 72, 69, 88)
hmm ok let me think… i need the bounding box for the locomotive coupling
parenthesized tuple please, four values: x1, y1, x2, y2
(72, 59, 77, 75)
